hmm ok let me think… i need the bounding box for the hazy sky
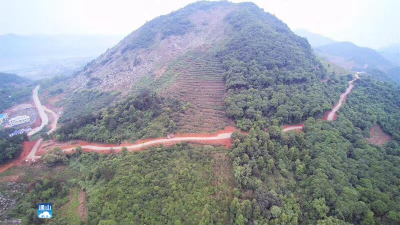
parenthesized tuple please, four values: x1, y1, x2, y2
(1, 0, 399, 49)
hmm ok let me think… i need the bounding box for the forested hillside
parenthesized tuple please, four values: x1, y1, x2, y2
(0, 129, 27, 164)
(12, 145, 233, 225)
(49, 1, 353, 134)
(56, 91, 181, 143)
(54, 1, 350, 135)
(227, 77, 400, 224)
(2, 2, 400, 225)
(217, 4, 349, 129)
(0, 73, 33, 112)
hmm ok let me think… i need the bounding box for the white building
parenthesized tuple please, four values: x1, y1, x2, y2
(9, 115, 30, 126)
(0, 113, 8, 123)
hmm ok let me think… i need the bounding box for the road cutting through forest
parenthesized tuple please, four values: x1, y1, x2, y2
(326, 72, 360, 121)
(44, 73, 360, 155)
(282, 72, 360, 132)
(0, 73, 360, 172)
(35, 73, 361, 156)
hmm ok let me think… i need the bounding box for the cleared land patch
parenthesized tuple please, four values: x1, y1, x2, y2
(165, 52, 234, 133)
(367, 124, 392, 146)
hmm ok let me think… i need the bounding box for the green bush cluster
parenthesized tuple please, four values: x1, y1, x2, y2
(57, 91, 181, 143)
(68, 144, 231, 224)
(0, 129, 27, 164)
(13, 179, 71, 225)
(0, 73, 33, 112)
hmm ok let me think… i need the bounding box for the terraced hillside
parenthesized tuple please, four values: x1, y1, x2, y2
(165, 52, 234, 133)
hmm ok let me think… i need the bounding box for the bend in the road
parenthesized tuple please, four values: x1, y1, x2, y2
(29, 73, 361, 158)
(25, 85, 59, 160)
(28, 86, 49, 136)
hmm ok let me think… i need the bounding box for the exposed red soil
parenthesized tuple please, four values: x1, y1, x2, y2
(2, 74, 362, 173)
(367, 124, 392, 146)
(36, 126, 237, 156)
(0, 140, 39, 173)
(165, 53, 235, 133)
(36, 140, 117, 156)
(322, 110, 338, 121)
(47, 93, 65, 107)
(3, 103, 33, 114)
(289, 74, 360, 129)
(154, 65, 168, 80)
(0, 174, 23, 182)
(282, 124, 304, 133)
(159, 126, 236, 139)
(322, 94, 350, 121)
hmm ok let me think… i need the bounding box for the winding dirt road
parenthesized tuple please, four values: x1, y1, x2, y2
(43, 105, 59, 134)
(43, 73, 361, 155)
(282, 73, 360, 132)
(63, 133, 233, 153)
(1, 72, 360, 171)
(326, 73, 360, 121)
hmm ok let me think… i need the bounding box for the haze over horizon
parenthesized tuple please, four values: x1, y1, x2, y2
(0, 0, 399, 49)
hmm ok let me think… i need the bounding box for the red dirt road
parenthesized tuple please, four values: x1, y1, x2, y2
(1, 73, 361, 173)
(283, 73, 360, 132)
(36, 126, 237, 157)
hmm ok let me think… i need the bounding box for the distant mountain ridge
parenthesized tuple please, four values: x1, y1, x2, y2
(295, 29, 400, 84)
(294, 29, 336, 47)
(0, 34, 123, 80)
(0, 72, 33, 112)
(379, 44, 400, 66)
(0, 72, 30, 88)
(0, 34, 123, 59)
(315, 41, 394, 72)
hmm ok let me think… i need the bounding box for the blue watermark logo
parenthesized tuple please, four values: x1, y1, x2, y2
(38, 203, 52, 218)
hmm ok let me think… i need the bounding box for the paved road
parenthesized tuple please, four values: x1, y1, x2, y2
(25, 85, 59, 159)
(27, 86, 49, 136)
(27, 138, 43, 160)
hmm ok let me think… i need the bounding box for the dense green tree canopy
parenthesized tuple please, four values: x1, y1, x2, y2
(217, 4, 349, 130)
(57, 91, 181, 144)
(0, 129, 27, 164)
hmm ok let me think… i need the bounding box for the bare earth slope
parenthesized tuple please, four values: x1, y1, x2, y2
(69, 2, 235, 93)
(165, 52, 235, 132)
